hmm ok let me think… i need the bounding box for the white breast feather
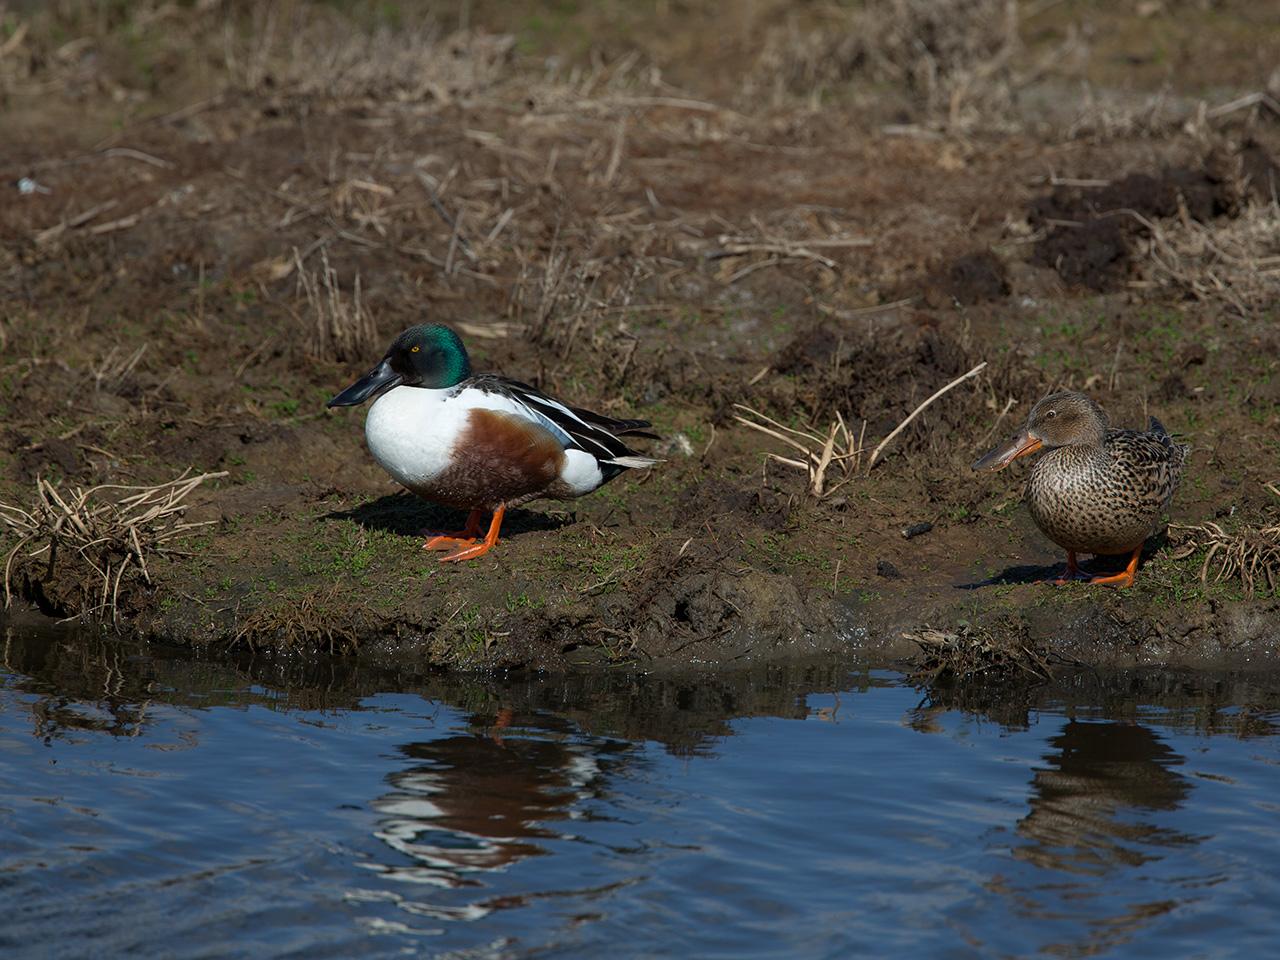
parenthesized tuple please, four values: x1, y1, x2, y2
(364, 386, 462, 489)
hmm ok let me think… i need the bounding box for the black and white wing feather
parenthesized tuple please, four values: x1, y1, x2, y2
(466, 375, 659, 474)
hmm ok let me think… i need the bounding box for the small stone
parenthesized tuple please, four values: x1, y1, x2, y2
(876, 559, 902, 579)
(17, 177, 50, 195)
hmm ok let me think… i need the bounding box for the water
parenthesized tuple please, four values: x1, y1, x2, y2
(2, 624, 1279, 959)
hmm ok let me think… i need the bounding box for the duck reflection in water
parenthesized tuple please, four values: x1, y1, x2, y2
(1014, 720, 1194, 872)
(367, 710, 623, 893)
(992, 720, 1200, 954)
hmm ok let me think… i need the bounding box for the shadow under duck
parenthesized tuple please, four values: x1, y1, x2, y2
(973, 391, 1188, 587)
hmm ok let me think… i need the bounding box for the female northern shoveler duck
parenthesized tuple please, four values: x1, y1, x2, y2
(327, 324, 658, 562)
(973, 391, 1187, 588)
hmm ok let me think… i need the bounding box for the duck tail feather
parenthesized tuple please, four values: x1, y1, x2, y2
(605, 455, 662, 470)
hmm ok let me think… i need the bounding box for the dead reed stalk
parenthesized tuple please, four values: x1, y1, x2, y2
(296, 247, 378, 363)
(0, 471, 226, 624)
(1170, 483, 1280, 598)
(733, 404, 866, 499)
(867, 361, 987, 471)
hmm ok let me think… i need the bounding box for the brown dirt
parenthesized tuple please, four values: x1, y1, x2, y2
(1030, 156, 1250, 290)
(1, 1, 1279, 674)
(922, 251, 1011, 307)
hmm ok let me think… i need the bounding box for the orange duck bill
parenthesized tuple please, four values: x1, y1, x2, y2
(972, 430, 1044, 472)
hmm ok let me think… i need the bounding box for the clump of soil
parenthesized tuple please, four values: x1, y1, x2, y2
(766, 318, 1040, 459)
(1034, 217, 1130, 290)
(922, 250, 1010, 306)
(1030, 153, 1249, 290)
(14, 437, 86, 483)
(1240, 139, 1280, 201)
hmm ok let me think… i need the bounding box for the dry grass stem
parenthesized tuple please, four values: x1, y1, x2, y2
(755, 0, 1018, 128)
(710, 235, 871, 283)
(0, 471, 227, 623)
(734, 404, 865, 498)
(906, 626, 1054, 685)
(868, 361, 988, 471)
(34, 199, 119, 246)
(296, 247, 378, 363)
(1129, 203, 1280, 315)
(1170, 484, 1280, 598)
(1206, 91, 1280, 119)
(92, 345, 148, 393)
(979, 395, 1017, 446)
(244, 20, 514, 102)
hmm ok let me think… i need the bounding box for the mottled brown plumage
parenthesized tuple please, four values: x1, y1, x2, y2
(974, 391, 1188, 587)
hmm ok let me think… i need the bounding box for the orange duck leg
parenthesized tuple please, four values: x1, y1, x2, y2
(1050, 551, 1090, 585)
(439, 505, 505, 563)
(1084, 546, 1141, 588)
(422, 508, 484, 552)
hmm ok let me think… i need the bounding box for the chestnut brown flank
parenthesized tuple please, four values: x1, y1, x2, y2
(417, 408, 566, 509)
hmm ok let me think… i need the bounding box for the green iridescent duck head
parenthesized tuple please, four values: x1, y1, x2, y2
(327, 324, 473, 407)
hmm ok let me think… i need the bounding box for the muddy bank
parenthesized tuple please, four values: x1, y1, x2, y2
(2, 1, 1278, 674)
(3, 464, 1277, 674)
(7, 610, 1280, 750)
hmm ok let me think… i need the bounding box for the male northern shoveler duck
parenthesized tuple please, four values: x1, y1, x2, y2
(327, 324, 658, 562)
(972, 391, 1187, 588)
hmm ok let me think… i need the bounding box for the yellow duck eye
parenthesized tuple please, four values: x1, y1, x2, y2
(411, 345, 420, 353)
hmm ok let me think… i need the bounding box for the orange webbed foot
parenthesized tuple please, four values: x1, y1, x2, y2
(421, 509, 483, 551)
(1084, 546, 1141, 588)
(1040, 552, 1090, 585)
(437, 505, 505, 563)
(439, 539, 498, 562)
(1083, 550, 1139, 588)
(1064, 545, 1146, 591)
(1085, 570, 1136, 588)
(423, 534, 479, 551)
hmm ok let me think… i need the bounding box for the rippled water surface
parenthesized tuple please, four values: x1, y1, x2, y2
(2, 625, 1279, 959)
